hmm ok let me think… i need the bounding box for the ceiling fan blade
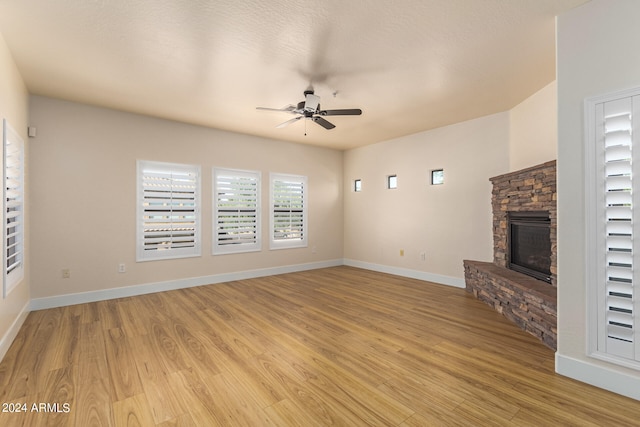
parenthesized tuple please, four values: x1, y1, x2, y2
(312, 116, 336, 129)
(319, 109, 362, 116)
(276, 116, 302, 128)
(256, 104, 296, 113)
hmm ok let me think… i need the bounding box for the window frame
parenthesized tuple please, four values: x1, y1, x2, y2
(212, 167, 261, 255)
(270, 173, 308, 250)
(136, 160, 201, 262)
(431, 169, 444, 185)
(585, 87, 640, 370)
(387, 174, 398, 189)
(2, 119, 24, 298)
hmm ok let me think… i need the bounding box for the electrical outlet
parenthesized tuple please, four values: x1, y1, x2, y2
(420, 252, 426, 261)
(62, 269, 70, 279)
(118, 263, 126, 273)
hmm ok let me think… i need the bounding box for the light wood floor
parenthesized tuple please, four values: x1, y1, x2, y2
(1, 266, 639, 426)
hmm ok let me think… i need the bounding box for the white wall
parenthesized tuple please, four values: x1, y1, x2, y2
(343, 112, 510, 285)
(0, 32, 30, 359)
(557, 0, 640, 400)
(29, 96, 343, 303)
(509, 81, 557, 172)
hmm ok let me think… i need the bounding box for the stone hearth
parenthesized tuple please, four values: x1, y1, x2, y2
(464, 160, 557, 350)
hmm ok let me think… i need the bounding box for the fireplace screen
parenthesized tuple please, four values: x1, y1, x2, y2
(508, 212, 551, 283)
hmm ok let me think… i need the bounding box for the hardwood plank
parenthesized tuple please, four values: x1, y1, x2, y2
(112, 393, 155, 427)
(0, 316, 36, 401)
(46, 366, 75, 416)
(75, 356, 113, 427)
(24, 366, 76, 427)
(256, 331, 415, 426)
(75, 322, 112, 427)
(49, 307, 81, 371)
(78, 321, 107, 362)
(147, 318, 191, 374)
(377, 374, 465, 414)
(116, 298, 148, 339)
(254, 352, 368, 426)
(263, 398, 325, 427)
(169, 368, 230, 426)
(200, 371, 281, 426)
(104, 328, 143, 402)
(156, 413, 197, 427)
(4, 308, 62, 400)
(129, 334, 185, 424)
(401, 411, 471, 427)
(96, 300, 122, 331)
(195, 308, 262, 361)
(80, 302, 100, 324)
(509, 408, 604, 427)
(178, 287, 234, 320)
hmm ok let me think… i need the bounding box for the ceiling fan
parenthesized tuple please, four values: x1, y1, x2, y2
(256, 87, 362, 130)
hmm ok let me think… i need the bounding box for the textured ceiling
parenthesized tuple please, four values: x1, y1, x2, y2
(0, 0, 588, 150)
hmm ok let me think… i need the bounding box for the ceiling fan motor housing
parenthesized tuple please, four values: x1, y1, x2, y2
(303, 93, 321, 114)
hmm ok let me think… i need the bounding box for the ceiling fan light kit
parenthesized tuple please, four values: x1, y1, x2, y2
(257, 87, 362, 132)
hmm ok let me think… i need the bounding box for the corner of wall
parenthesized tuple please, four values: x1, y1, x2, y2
(508, 81, 558, 172)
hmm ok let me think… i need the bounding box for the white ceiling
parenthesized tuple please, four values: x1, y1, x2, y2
(0, 0, 588, 150)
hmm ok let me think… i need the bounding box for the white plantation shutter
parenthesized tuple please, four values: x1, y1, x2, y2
(213, 168, 261, 254)
(270, 173, 307, 249)
(588, 90, 640, 368)
(137, 160, 201, 261)
(3, 120, 24, 297)
(602, 102, 635, 358)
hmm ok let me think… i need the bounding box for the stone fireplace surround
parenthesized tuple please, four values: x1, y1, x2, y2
(464, 160, 557, 350)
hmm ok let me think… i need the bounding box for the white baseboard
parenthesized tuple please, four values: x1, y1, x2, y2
(30, 259, 343, 311)
(556, 353, 640, 401)
(0, 300, 30, 362)
(343, 259, 466, 288)
(31, 259, 464, 311)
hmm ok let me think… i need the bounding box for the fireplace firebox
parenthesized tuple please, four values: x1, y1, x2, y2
(507, 211, 552, 283)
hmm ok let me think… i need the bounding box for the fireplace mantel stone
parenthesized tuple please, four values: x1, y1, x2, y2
(464, 160, 557, 350)
(490, 160, 557, 286)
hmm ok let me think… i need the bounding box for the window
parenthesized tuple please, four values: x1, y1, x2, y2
(431, 169, 444, 185)
(387, 175, 397, 189)
(270, 173, 307, 249)
(3, 120, 24, 297)
(354, 179, 362, 192)
(137, 160, 201, 261)
(586, 88, 640, 369)
(213, 168, 261, 254)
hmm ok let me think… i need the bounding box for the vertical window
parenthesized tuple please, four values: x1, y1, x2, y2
(213, 168, 261, 254)
(387, 175, 398, 189)
(431, 169, 444, 185)
(270, 173, 307, 249)
(3, 120, 24, 297)
(354, 179, 362, 192)
(586, 88, 640, 369)
(137, 160, 201, 261)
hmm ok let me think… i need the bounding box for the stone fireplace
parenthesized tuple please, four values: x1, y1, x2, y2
(464, 160, 557, 350)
